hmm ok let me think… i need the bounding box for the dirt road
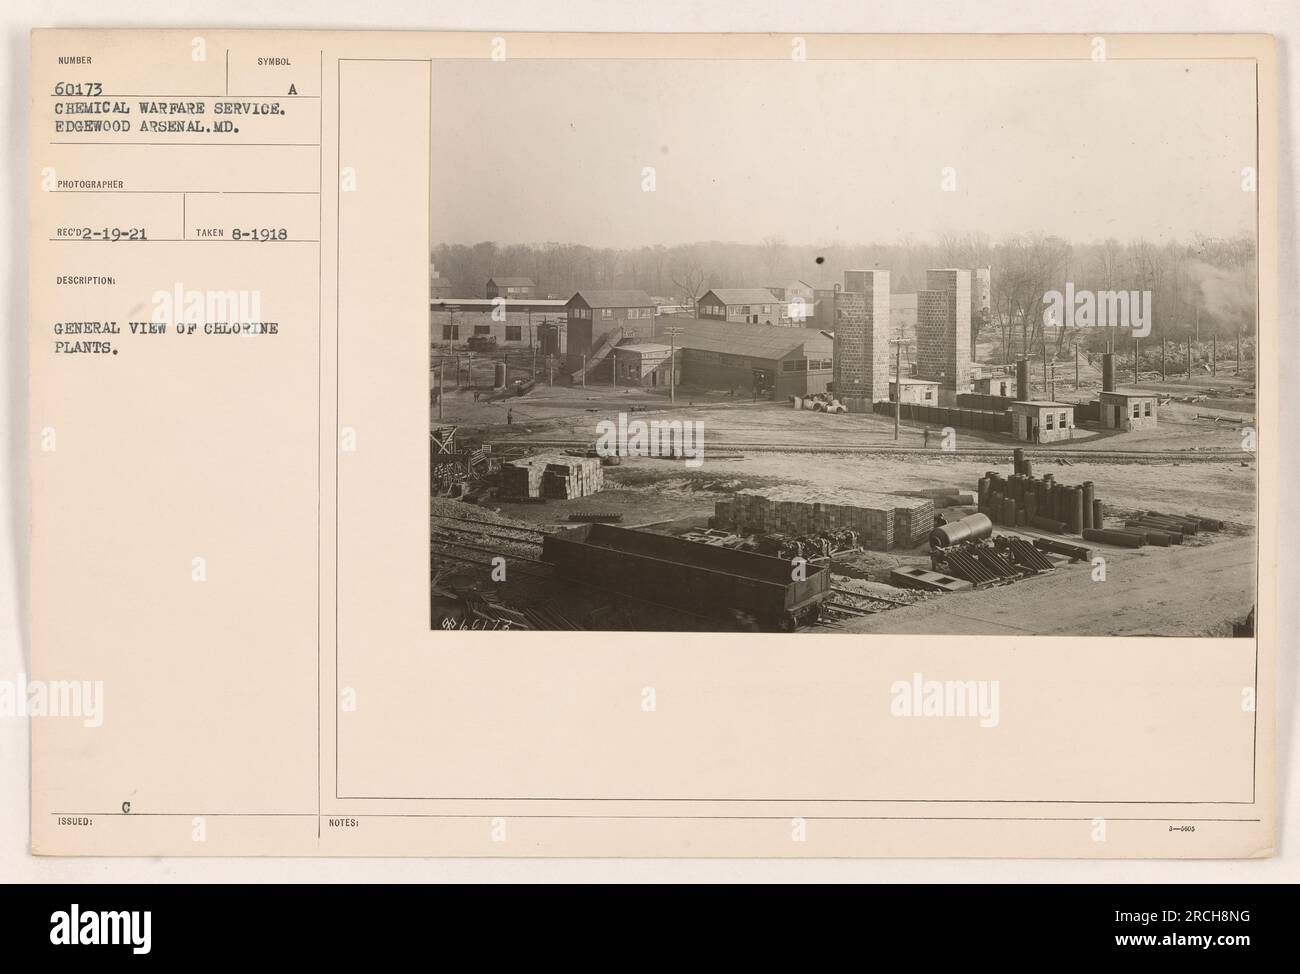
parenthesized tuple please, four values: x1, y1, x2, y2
(840, 535, 1256, 637)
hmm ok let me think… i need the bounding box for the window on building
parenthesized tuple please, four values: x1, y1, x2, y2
(505, 326, 521, 342)
(474, 325, 491, 336)
(1045, 412, 1054, 431)
(740, 306, 751, 315)
(763, 305, 771, 313)
(1133, 403, 1141, 418)
(442, 325, 459, 340)
(924, 390, 933, 401)
(1060, 412, 1068, 427)
(1143, 401, 1152, 416)
(601, 308, 613, 319)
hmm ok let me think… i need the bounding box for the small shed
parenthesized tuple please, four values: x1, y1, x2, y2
(888, 377, 940, 404)
(1099, 389, 1158, 431)
(1009, 401, 1076, 443)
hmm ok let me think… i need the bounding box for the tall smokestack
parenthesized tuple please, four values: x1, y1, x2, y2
(1102, 352, 1115, 392)
(1015, 358, 1029, 399)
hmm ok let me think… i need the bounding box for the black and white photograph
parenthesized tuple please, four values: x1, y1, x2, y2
(428, 56, 1259, 636)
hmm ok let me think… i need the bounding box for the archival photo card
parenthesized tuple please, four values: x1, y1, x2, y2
(27, 30, 1276, 858)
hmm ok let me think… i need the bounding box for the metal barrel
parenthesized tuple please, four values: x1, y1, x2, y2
(929, 512, 994, 548)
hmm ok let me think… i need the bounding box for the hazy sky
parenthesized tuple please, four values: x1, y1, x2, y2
(430, 57, 1257, 248)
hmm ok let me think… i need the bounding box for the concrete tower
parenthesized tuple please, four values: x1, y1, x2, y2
(833, 269, 891, 410)
(917, 268, 972, 392)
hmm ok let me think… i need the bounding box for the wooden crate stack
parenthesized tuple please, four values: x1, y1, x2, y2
(501, 454, 604, 500)
(500, 457, 548, 498)
(541, 456, 604, 500)
(892, 498, 935, 547)
(715, 486, 934, 551)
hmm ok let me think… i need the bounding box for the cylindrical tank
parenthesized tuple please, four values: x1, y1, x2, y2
(1022, 458, 1033, 478)
(929, 512, 994, 548)
(1013, 448, 1025, 475)
(1081, 482, 1095, 530)
(1102, 352, 1115, 392)
(493, 361, 507, 388)
(1071, 487, 1085, 534)
(1092, 499, 1104, 528)
(1016, 358, 1030, 399)
(1002, 497, 1016, 527)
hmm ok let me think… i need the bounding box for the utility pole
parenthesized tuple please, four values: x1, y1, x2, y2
(888, 337, 909, 441)
(1186, 336, 1192, 379)
(1212, 334, 1217, 377)
(663, 325, 684, 405)
(612, 348, 617, 390)
(437, 358, 444, 421)
(1133, 336, 1139, 385)
(1161, 339, 1166, 381)
(1236, 329, 1240, 375)
(581, 353, 586, 389)
(1074, 344, 1079, 388)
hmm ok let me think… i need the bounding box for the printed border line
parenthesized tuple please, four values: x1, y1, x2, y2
(332, 54, 1263, 815)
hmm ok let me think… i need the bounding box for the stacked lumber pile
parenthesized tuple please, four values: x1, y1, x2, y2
(713, 486, 932, 551)
(501, 454, 604, 500)
(541, 456, 604, 499)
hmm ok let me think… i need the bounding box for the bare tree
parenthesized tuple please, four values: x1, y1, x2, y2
(670, 262, 707, 311)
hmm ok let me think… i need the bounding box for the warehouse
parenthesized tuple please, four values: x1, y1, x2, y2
(696, 288, 789, 325)
(485, 276, 538, 299)
(651, 317, 833, 399)
(611, 343, 677, 387)
(430, 298, 568, 347)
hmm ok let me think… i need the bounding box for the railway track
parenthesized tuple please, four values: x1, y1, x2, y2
(430, 510, 549, 537)
(486, 438, 1248, 463)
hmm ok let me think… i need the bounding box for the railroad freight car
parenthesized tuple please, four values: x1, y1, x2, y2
(541, 523, 829, 631)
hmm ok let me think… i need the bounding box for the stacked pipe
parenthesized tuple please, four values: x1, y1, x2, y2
(1123, 517, 1186, 544)
(1143, 511, 1223, 533)
(981, 458, 1105, 537)
(1082, 527, 1144, 548)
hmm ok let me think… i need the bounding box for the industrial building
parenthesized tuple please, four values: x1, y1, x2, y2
(832, 269, 892, 411)
(611, 343, 677, 387)
(696, 288, 789, 325)
(485, 276, 538, 300)
(1099, 389, 1159, 431)
(565, 290, 658, 375)
(651, 317, 833, 399)
(430, 298, 568, 347)
(1009, 401, 1076, 443)
(917, 268, 972, 392)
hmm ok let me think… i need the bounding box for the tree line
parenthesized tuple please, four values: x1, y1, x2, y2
(431, 233, 1256, 360)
